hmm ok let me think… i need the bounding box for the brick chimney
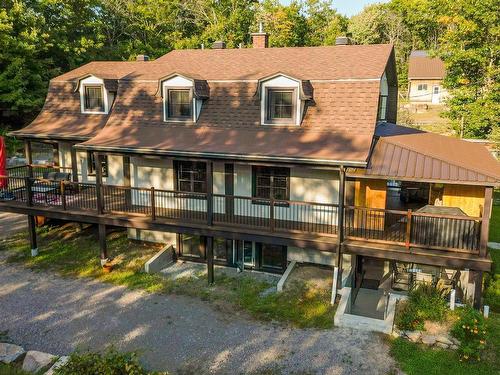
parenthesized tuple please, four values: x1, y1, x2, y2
(212, 41, 226, 49)
(251, 22, 268, 48)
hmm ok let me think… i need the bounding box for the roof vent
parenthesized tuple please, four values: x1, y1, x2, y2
(335, 36, 353, 46)
(136, 54, 149, 61)
(251, 22, 268, 48)
(212, 41, 226, 49)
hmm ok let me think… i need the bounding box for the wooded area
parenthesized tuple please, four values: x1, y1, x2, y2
(0, 0, 498, 142)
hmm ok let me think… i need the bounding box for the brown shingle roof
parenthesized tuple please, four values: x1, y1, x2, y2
(408, 51, 445, 80)
(348, 123, 500, 186)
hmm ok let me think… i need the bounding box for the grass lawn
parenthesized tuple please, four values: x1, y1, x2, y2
(0, 223, 335, 329)
(0, 363, 31, 375)
(489, 190, 500, 243)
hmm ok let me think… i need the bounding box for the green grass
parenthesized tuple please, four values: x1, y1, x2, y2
(489, 190, 500, 243)
(0, 223, 335, 329)
(0, 363, 32, 375)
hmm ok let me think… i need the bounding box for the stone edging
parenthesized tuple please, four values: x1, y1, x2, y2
(0, 342, 68, 374)
(392, 330, 460, 350)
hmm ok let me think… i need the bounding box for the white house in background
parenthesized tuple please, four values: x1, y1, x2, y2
(408, 50, 448, 105)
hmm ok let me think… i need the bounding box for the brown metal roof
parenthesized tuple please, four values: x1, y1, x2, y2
(348, 123, 500, 186)
(408, 51, 445, 80)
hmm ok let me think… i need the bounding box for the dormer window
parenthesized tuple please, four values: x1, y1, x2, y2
(167, 89, 192, 120)
(84, 86, 105, 112)
(259, 74, 311, 126)
(266, 88, 296, 124)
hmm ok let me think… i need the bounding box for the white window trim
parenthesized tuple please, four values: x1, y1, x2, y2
(162, 75, 199, 123)
(79, 76, 109, 114)
(260, 75, 302, 126)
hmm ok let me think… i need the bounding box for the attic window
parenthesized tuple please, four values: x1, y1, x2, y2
(84, 86, 105, 112)
(167, 89, 192, 120)
(266, 89, 296, 124)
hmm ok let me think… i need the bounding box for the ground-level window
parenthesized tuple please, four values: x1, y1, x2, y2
(252, 166, 290, 200)
(87, 152, 108, 177)
(179, 234, 205, 259)
(260, 243, 287, 270)
(174, 160, 207, 193)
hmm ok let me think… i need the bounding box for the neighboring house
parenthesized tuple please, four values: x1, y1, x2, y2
(408, 50, 448, 104)
(1, 33, 499, 318)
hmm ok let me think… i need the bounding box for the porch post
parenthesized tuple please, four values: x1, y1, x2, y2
(207, 161, 213, 226)
(52, 143, 59, 167)
(123, 156, 132, 209)
(98, 223, 108, 266)
(479, 187, 493, 258)
(28, 215, 38, 257)
(473, 271, 483, 309)
(70, 145, 78, 182)
(207, 236, 214, 284)
(336, 166, 346, 282)
(24, 140, 33, 178)
(95, 153, 104, 215)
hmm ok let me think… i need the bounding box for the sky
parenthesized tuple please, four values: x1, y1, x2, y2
(279, 0, 390, 17)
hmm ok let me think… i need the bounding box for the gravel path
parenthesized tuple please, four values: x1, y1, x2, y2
(0, 212, 26, 240)
(0, 253, 398, 374)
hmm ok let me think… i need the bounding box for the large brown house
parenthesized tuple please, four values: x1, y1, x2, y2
(2, 33, 499, 321)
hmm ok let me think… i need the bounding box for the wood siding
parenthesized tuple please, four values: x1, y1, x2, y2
(443, 185, 485, 217)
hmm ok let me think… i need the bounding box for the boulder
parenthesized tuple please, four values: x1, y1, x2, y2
(451, 337, 461, 346)
(45, 356, 69, 375)
(22, 351, 57, 373)
(0, 343, 25, 364)
(436, 342, 449, 349)
(435, 335, 453, 346)
(450, 344, 459, 350)
(404, 331, 422, 343)
(421, 334, 437, 346)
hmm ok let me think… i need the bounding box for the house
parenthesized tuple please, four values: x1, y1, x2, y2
(408, 50, 448, 104)
(1, 32, 499, 318)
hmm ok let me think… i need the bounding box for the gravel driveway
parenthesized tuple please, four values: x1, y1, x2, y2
(0, 253, 397, 374)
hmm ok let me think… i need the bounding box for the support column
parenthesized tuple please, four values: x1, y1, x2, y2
(479, 187, 493, 258)
(98, 223, 108, 266)
(28, 215, 38, 257)
(207, 236, 214, 284)
(207, 161, 213, 226)
(473, 271, 483, 309)
(224, 163, 234, 217)
(24, 140, 33, 178)
(95, 153, 104, 215)
(70, 145, 78, 182)
(335, 166, 346, 287)
(123, 156, 132, 209)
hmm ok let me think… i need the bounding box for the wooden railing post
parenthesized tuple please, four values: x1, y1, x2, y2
(25, 177, 33, 207)
(95, 153, 104, 214)
(270, 197, 275, 232)
(61, 181, 66, 211)
(405, 209, 412, 249)
(207, 161, 213, 226)
(151, 186, 156, 220)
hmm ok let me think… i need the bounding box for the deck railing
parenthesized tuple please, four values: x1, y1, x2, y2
(0, 175, 483, 252)
(6, 164, 72, 179)
(345, 206, 482, 253)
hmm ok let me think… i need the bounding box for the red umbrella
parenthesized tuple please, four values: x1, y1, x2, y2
(0, 136, 6, 188)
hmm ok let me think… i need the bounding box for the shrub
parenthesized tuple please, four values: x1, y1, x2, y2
(451, 306, 487, 362)
(53, 348, 167, 375)
(395, 284, 448, 331)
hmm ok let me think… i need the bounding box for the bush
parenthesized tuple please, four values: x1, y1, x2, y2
(395, 284, 448, 331)
(451, 306, 487, 362)
(53, 349, 167, 375)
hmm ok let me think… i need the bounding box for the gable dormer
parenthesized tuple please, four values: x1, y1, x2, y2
(75, 75, 115, 115)
(157, 74, 209, 123)
(257, 73, 313, 126)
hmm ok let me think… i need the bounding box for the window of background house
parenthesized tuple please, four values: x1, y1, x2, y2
(266, 88, 296, 124)
(84, 86, 105, 112)
(167, 89, 192, 120)
(417, 84, 428, 91)
(252, 166, 290, 201)
(378, 95, 388, 121)
(174, 160, 207, 193)
(87, 152, 108, 177)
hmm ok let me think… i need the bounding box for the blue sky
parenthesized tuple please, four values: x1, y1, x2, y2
(279, 0, 389, 17)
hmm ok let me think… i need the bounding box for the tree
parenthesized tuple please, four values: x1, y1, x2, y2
(438, 0, 499, 139)
(303, 0, 347, 46)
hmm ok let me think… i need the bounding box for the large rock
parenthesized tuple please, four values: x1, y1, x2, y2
(435, 342, 449, 349)
(45, 356, 69, 375)
(421, 334, 437, 346)
(0, 343, 25, 364)
(22, 351, 56, 373)
(404, 331, 422, 343)
(435, 335, 453, 346)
